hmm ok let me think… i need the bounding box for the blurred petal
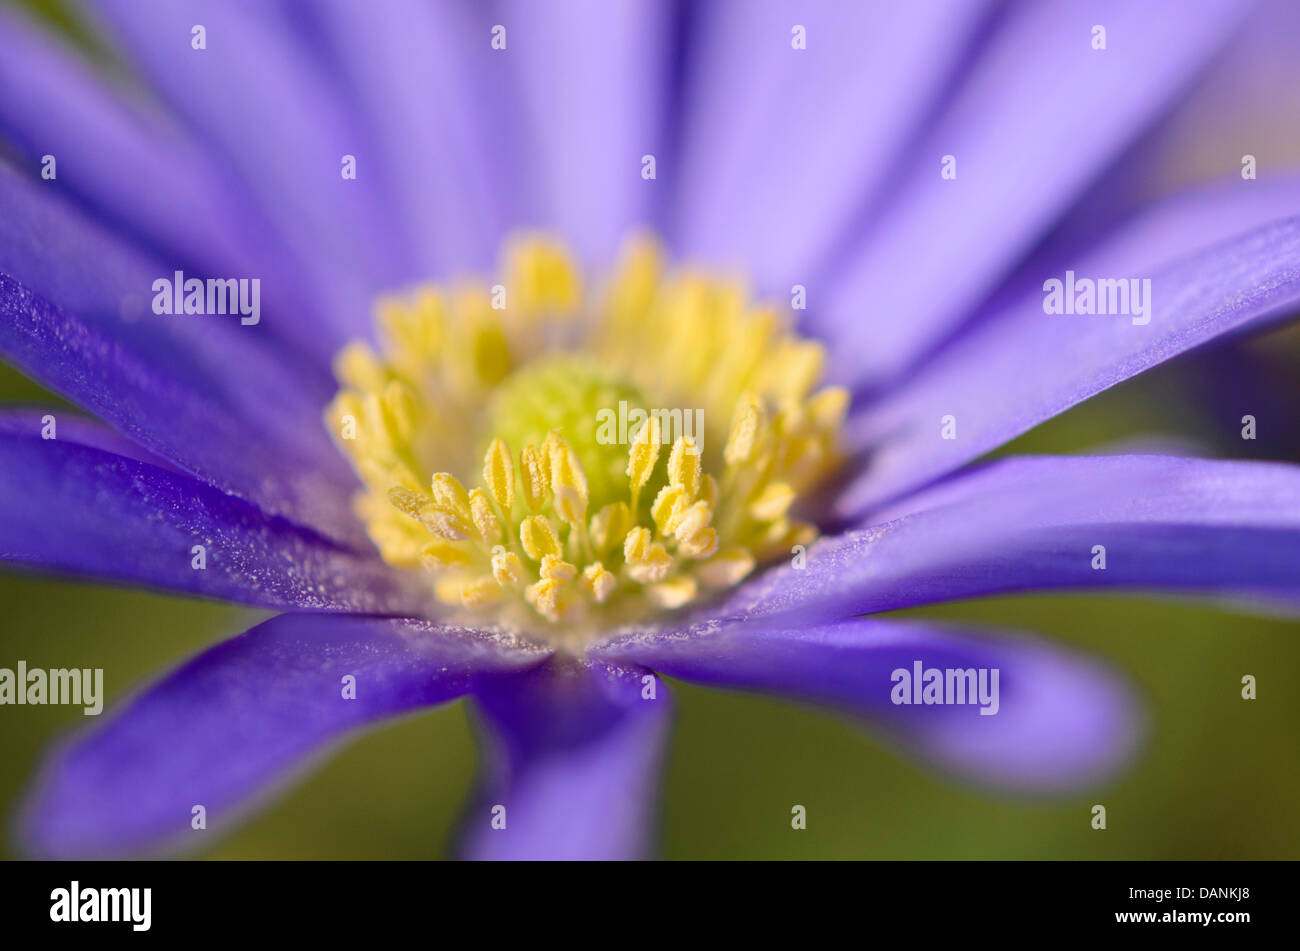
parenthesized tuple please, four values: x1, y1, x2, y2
(495, 0, 680, 269)
(712, 455, 1300, 625)
(816, 0, 1243, 384)
(462, 657, 671, 860)
(0, 416, 426, 613)
(0, 7, 342, 364)
(91, 0, 409, 337)
(842, 214, 1300, 515)
(0, 173, 362, 541)
(20, 614, 547, 858)
(674, 0, 993, 294)
(306, 0, 512, 275)
(596, 616, 1138, 792)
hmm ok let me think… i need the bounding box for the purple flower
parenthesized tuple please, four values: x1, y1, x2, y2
(1, 1, 1299, 860)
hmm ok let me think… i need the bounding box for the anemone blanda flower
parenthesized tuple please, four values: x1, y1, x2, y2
(1, 0, 1300, 860)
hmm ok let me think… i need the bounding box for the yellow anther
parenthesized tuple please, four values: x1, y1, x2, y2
(605, 233, 663, 329)
(787, 521, 818, 549)
(507, 236, 582, 318)
(520, 515, 561, 561)
(648, 575, 697, 609)
(678, 526, 719, 560)
(462, 298, 512, 387)
(547, 431, 589, 524)
(807, 386, 850, 430)
(749, 482, 795, 521)
(668, 435, 701, 499)
(623, 526, 652, 563)
(482, 437, 516, 512)
(581, 562, 616, 603)
(387, 486, 429, 520)
(626, 543, 672, 583)
(525, 577, 565, 621)
(697, 547, 756, 587)
(725, 393, 764, 466)
(519, 444, 550, 511)
(429, 473, 472, 522)
(419, 507, 472, 542)
(333, 341, 387, 392)
(627, 416, 662, 495)
(469, 489, 502, 543)
(362, 392, 395, 450)
(540, 553, 578, 583)
(672, 500, 712, 543)
(417, 540, 473, 571)
(590, 502, 631, 554)
(771, 340, 825, 401)
(650, 484, 688, 536)
(433, 573, 472, 605)
(382, 380, 416, 441)
(491, 546, 523, 585)
(459, 576, 502, 609)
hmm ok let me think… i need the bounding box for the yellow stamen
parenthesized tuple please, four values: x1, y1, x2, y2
(520, 514, 561, 562)
(483, 438, 516, 512)
(519, 444, 550, 512)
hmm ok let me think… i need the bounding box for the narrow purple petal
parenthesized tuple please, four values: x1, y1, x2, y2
(20, 614, 547, 858)
(306, 0, 510, 276)
(0, 408, 178, 469)
(496, 0, 678, 269)
(712, 455, 1300, 626)
(816, 0, 1243, 384)
(673, 0, 994, 295)
(0, 418, 427, 614)
(841, 215, 1300, 515)
(595, 616, 1139, 792)
(462, 657, 671, 860)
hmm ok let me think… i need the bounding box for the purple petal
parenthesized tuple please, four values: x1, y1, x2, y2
(712, 455, 1300, 625)
(305, 0, 510, 276)
(816, 0, 1243, 384)
(90, 0, 409, 334)
(673, 0, 994, 296)
(494, 0, 679, 270)
(0, 176, 362, 541)
(20, 614, 546, 858)
(462, 657, 671, 860)
(0, 407, 178, 468)
(841, 214, 1300, 515)
(0, 7, 345, 366)
(0, 416, 427, 614)
(594, 616, 1139, 792)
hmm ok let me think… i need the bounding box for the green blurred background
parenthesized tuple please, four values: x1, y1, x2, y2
(2, 328, 1298, 859)
(2, 0, 1299, 860)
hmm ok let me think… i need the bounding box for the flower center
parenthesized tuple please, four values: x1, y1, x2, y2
(326, 234, 847, 645)
(483, 354, 651, 514)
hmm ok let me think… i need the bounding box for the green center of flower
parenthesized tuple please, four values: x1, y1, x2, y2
(483, 354, 650, 514)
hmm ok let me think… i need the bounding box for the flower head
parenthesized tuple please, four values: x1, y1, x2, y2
(328, 235, 843, 641)
(0, 0, 1298, 862)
